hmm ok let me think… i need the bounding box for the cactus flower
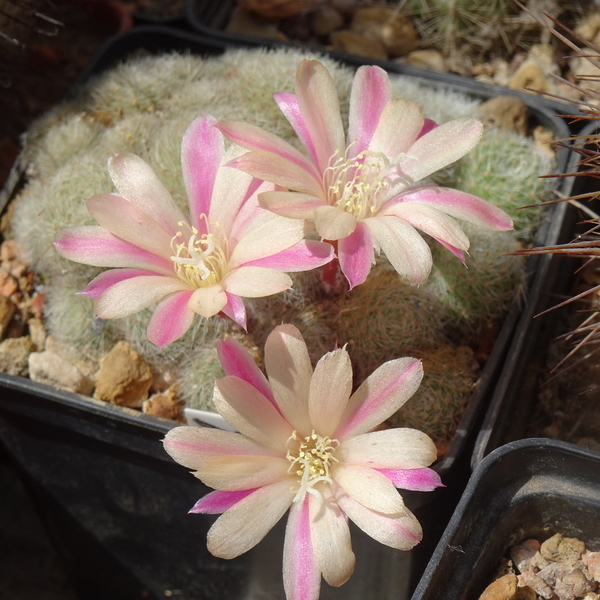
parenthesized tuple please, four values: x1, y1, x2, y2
(163, 324, 442, 600)
(218, 60, 513, 289)
(54, 115, 334, 347)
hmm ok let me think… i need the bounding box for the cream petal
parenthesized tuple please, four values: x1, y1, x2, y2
(397, 118, 483, 185)
(207, 479, 294, 559)
(380, 202, 470, 251)
(333, 464, 405, 514)
(181, 115, 224, 232)
(336, 429, 438, 469)
(163, 426, 279, 470)
(348, 65, 391, 154)
(195, 454, 291, 491)
(86, 193, 174, 257)
(283, 496, 322, 600)
(228, 211, 305, 269)
(187, 285, 228, 318)
(213, 376, 293, 451)
(295, 60, 345, 172)
(229, 150, 323, 197)
(336, 357, 423, 439)
(309, 488, 355, 587)
(336, 490, 423, 551)
(264, 324, 313, 436)
(314, 205, 357, 240)
(308, 348, 352, 437)
(222, 267, 291, 298)
(368, 98, 424, 159)
(95, 276, 189, 319)
(259, 191, 325, 220)
(365, 216, 433, 285)
(108, 153, 186, 233)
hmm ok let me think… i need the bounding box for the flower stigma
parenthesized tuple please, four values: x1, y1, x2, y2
(286, 430, 339, 503)
(170, 217, 227, 289)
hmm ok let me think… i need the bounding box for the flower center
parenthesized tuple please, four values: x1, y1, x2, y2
(170, 219, 227, 289)
(323, 145, 391, 220)
(286, 430, 339, 502)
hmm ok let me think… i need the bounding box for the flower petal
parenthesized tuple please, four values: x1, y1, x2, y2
(365, 216, 433, 285)
(190, 489, 257, 514)
(217, 337, 275, 404)
(333, 464, 405, 514)
(335, 357, 423, 440)
(274, 91, 319, 167)
(336, 490, 422, 551)
(228, 150, 323, 197)
(209, 147, 257, 238)
(181, 115, 224, 232)
(79, 268, 158, 299)
(228, 211, 305, 269)
(259, 191, 325, 220)
(188, 285, 228, 318)
(222, 266, 291, 298)
(108, 153, 186, 234)
(220, 292, 247, 330)
(368, 98, 424, 159)
(393, 187, 513, 231)
(217, 118, 322, 184)
(283, 496, 321, 600)
(95, 275, 189, 319)
(163, 426, 279, 470)
(86, 193, 174, 257)
(348, 65, 391, 154)
(54, 226, 173, 274)
(242, 240, 334, 272)
(309, 348, 352, 437)
(207, 479, 293, 559)
(195, 454, 291, 491)
(376, 467, 443, 492)
(264, 324, 313, 436)
(380, 202, 470, 251)
(337, 429, 438, 469)
(397, 118, 483, 185)
(295, 60, 345, 172)
(146, 290, 195, 347)
(309, 488, 354, 587)
(314, 205, 357, 240)
(337, 222, 375, 290)
(213, 375, 293, 450)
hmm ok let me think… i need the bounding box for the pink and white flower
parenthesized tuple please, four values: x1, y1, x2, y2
(163, 324, 442, 600)
(217, 60, 513, 289)
(54, 115, 334, 347)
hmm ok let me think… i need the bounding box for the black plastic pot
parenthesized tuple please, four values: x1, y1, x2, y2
(0, 25, 575, 599)
(184, 0, 580, 119)
(472, 120, 600, 468)
(413, 438, 600, 600)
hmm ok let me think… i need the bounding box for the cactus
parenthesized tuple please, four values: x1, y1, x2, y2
(386, 344, 479, 443)
(11, 47, 547, 439)
(425, 223, 526, 326)
(443, 128, 554, 238)
(337, 260, 449, 383)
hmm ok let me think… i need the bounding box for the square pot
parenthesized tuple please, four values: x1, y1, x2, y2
(413, 438, 600, 600)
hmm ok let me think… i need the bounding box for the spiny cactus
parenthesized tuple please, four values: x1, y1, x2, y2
(386, 344, 479, 443)
(425, 223, 526, 325)
(445, 128, 554, 238)
(11, 47, 547, 440)
(337, 260, 449, 383)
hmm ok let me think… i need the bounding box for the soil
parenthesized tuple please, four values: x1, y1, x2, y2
(480, 534, 600, 600)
